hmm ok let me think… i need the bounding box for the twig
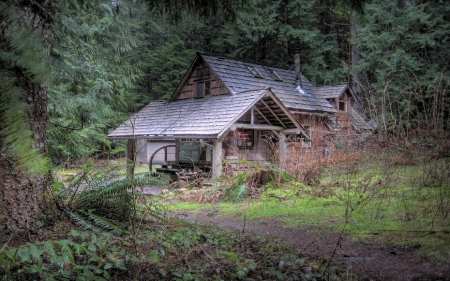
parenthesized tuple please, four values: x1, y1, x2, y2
(185, 248, 197, 270)
(1, 235, 13, 252)
(242, 213, 246, 235)
(302, 238, 317, 252)
(371, 229, 448, 234)
(322, 218, 348, 277)
(200, 246, 219, 265)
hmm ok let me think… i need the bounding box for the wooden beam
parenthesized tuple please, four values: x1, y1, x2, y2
(260, 99, 287, 128)
(253, 106, 273, 125)
(232, 123, 284, 131)
(270, 130, 280, 139)
(212, 139, 223, 178)
(281, 128, 302, 136)
(278, 132, 287, 170)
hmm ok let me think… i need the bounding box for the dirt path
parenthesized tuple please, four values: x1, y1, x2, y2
(176, 210, 450, 281)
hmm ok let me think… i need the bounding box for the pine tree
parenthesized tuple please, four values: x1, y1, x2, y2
(0, 0, 249, 233)
(0, 0, 54, 233)
(355, 0, 450, 132)
(47, 1, 143, 164)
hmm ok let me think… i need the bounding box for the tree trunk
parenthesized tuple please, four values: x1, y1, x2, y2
(350, 18, 362, 95)
(0, 1, 54, 235)
(0, 83, 50, 234)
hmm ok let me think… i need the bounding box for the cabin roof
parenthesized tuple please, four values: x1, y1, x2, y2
(351, 108, 373, 131)
(108, 88, 304, 140)
(171, 53, 336, 114)
(315, 83, 357, 101)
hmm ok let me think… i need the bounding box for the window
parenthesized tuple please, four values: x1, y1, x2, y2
(301, 125, 312, 148)
(339, 101, 346, 111)
(196, 81, 210, 98)
(268, 69, 283, 81)
(247, 66, 264, 78)
(237, 129, 254, 148)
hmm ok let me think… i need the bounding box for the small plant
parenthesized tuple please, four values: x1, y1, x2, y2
(219, 160, 295, 203)
(59, 162, 170, 235)
(0, 229, 133, 280)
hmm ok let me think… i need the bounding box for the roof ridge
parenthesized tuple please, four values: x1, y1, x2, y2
(198, 52, 292, 71)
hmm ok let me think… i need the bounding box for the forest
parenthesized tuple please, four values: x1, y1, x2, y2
(1, 0, 449, 280)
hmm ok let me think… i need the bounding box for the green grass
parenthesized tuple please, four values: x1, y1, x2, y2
(169, 157, 450, 262)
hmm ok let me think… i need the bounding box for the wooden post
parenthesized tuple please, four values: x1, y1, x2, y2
(126, 139, 136, 177)
(278, 132, 287, 170)
(212, 139, 223, 178)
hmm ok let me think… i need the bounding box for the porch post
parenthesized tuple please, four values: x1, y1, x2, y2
(212, 138, 223, 178)
(126, 139, 136, 176)
(278, 132, 287, 170)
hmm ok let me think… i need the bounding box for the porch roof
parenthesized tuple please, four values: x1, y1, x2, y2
(108, 88, 304, 140)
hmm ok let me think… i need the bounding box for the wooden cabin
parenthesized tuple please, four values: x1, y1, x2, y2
(108, 52, 371, 177)
(315, 83, 372, 133)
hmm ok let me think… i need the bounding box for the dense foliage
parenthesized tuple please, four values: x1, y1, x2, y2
(1, 0, 447, 167)
(356, 0, 450, 133)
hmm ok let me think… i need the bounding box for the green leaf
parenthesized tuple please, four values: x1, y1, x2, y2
(236, 269, 246, 279)
(104, 262, 114, 270)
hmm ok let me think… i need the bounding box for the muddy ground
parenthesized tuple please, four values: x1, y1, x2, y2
(173, 208, 450, 281)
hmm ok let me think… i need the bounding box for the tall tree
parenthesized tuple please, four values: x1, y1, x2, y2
(0, 0, 248, 234)
(0, 0, 54, 234)
(356, 0, 450, 133)
(47, 1, 142, 164)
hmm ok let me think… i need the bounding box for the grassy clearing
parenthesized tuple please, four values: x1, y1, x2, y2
(53, 161, 152, 184)
(169, 154, 450, 263)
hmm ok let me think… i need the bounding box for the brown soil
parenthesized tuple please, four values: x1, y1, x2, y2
(176, 209, 450, 281)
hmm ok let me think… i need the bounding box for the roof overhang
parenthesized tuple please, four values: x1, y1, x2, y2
(108, 88, 307, 141)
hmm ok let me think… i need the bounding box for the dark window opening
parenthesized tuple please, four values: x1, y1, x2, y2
(196, 81, 210, 98)
(339, 101, 346, 111)
(247, 66, 264, 78)
(268, 69, 283, 81)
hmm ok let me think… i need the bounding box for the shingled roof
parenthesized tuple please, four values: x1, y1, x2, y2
(351, 108, 373, 132)
(108, 88, 303, 140)
(171, 53, 336, 114)
(315, 82, 357, 101)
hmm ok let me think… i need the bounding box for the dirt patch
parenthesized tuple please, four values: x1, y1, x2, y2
(176, 209, 450, 281)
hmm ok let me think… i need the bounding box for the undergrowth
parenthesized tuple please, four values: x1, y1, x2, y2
(54, 161, 170, 235)
(170, 145, 450, 264)
(0, 219, 353, 280)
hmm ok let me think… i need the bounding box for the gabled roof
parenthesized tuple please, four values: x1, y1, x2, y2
(351, 108, 373, 132)
(170, 53, 336, 114)
(315, 82, 358, 101)
(108, 88, 304, 140)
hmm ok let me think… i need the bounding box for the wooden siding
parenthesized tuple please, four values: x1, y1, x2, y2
(176, 61, 230, 100)
(223, 130, 273, 168)
(336, 93, 352, 131)
(293, 114, 329, 149)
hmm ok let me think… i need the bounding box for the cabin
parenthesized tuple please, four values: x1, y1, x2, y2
(315, 83, 372, 133)
(108, 52, 371, 177)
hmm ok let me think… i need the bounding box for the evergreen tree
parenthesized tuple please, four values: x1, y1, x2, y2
(203, 0, 350, 85)
(1, 0, 54, 233)
(356, 0, 450, 132)
(47, 1, 143, 164)
(0, 0, 249, 233)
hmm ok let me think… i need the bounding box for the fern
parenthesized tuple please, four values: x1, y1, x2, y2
(263, 163, 296, 182)
(220, 172, 251, 203)
(62, 163, 169, 235)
